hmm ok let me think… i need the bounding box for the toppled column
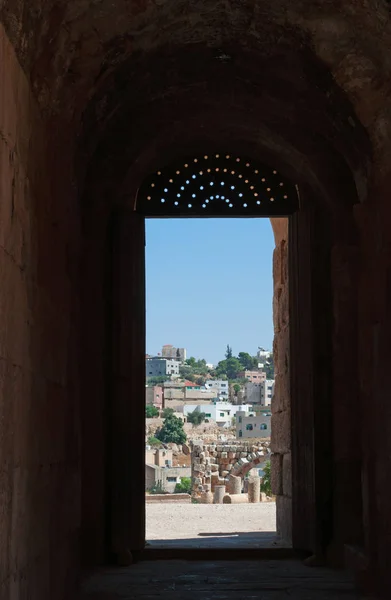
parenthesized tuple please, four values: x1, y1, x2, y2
(214, 485, 226, 504)
(227, 474, 242, 495)
(223, 494, 249, 504)
(248, 476, 261, 503)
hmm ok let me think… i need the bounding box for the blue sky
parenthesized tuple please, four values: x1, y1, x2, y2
(146, 218, 276, 365)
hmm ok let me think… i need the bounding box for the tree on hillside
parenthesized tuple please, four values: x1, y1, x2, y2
(238, 352, 258, 371)
(145, 405, 159, 418)
(147, 435, 161, 446)
(162, 407, 175, 418)
(155, 414, 187, 445)
(225, 344, 233, 359)
(233, 383, 241, 396)
(187, 409, 206, 426)
(179, 357, 208, 380)
(215, 357, 242, 380)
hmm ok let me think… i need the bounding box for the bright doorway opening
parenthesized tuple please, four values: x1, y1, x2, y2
(144, 217, 287, 549)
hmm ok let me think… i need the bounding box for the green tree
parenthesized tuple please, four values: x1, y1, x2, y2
(147, 435, 161, 446)
(216, 357, 242, 380)
(180, 357, 208, 381)
(238, 351, 258, 371)
(260, 461, 272, 497)
(156, 414, 187, 445)
(146, 405, 159, 418)
(187, 410, 206, 426)
(233, 383, 241, 395)
(225, 344, 233, 359)
(162, 407, 175, 418)
(174, 477, 192, 494)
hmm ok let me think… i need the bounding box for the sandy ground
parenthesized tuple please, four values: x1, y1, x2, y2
(146, 502, 277, 541)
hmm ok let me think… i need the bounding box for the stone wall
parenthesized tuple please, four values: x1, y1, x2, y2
(270, 219, 292, 542)
(0, 23, 80, 600)
(191, 441, 270, 500)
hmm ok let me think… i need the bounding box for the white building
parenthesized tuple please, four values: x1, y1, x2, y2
(183, 403, 249, 428)
(257, 348, 272, 369)
(205, 380, 229, 400)
(260, 379, 275, 406)
(146, 357, 179, 377)
(236, 409, 271, 439)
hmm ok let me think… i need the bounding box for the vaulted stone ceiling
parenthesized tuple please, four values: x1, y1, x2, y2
(3, 1, 391, 201)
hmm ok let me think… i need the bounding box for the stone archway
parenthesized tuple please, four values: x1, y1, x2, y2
(191, 441, 271, 500)
(231, 453, 270, 479)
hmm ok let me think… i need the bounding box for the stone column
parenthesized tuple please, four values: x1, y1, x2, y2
(201, 491, 213, 504)
(214, 485, 226, 504)
(223, 494, 249, 504)
(228, 474, 242, 495)
(248, 477, 261, 503)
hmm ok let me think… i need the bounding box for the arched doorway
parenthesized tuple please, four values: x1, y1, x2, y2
(105, 150, 337, 561)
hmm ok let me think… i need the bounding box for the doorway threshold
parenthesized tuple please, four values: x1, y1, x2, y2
(140, 546, 298, 561)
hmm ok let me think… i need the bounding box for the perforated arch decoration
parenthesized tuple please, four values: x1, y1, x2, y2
(136, 153, 299, 217)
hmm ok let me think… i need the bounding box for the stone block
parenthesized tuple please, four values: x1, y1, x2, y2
(276, 495, 292, 543)
(270, 410, 291, 453)
(201, 491, 213, 504)
(273, 373, 290, 414)
(271, 453, 283, 496)
(283, 453, 292, 497)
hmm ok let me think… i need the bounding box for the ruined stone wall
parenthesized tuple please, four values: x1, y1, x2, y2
(270, 219, 291, 541)
(0, 24, 80, 600)
(191, 441, 270, 500)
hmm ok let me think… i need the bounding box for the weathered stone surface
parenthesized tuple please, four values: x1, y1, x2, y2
(271, 453, 283, 496)
(248, 477, 261, 503)
(223, 494, 249, 504)
(283, 453, 292, 498)
(213, 485, 226, 504)
(270, 411, 291, 454)
(276, 496, 292, 543)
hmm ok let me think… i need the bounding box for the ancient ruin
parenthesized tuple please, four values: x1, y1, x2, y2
(191, 441, 271, 501)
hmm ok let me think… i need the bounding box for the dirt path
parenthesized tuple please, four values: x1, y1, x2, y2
(146, 502, 277, 540)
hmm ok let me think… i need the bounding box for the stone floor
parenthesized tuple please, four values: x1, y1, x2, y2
(80, 559, 364, 599)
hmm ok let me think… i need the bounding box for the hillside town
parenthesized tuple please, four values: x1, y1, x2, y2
(145, 344, 274, 502)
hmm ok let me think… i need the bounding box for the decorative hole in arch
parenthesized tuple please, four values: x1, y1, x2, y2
(136, 153, 299, 217)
